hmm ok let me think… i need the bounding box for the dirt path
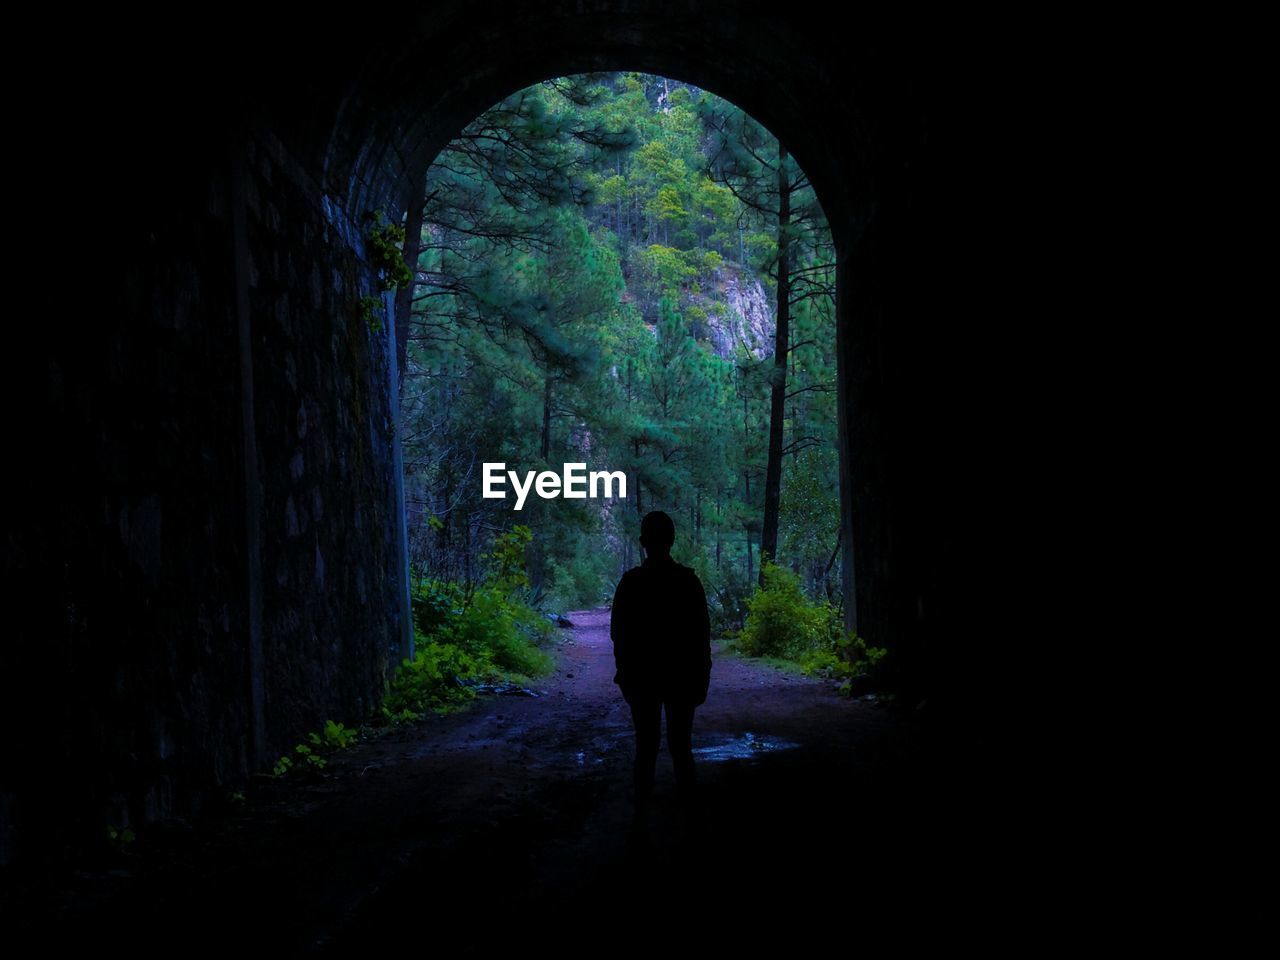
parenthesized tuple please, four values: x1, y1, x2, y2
(24, 609, 951, 952)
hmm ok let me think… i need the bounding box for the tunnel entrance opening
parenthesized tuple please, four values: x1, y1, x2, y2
(395, 72, 845, 688)
(319, 31, 879, 685)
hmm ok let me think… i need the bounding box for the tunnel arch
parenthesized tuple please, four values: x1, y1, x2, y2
(16, 3, 990, 867)
(317, 10, 873, 242)
(354, 63, 846, 238)
(304, 8, 886, 664)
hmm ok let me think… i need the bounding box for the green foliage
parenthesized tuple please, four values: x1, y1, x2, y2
(272, 719, 359, 778)
(799, 633, 886, 683)
(383, 528, 556, 719)
(707, 558, 754, 637)
(542, 548, 610, 612)
(410, 577, 468, 637)
(447, 585, 554, 677)
(383, 639, 486, 717)
(380, 706, 420, 726)
(736, 560, 830, 659)
(639, 243, 699, 292)
(366, 210, 413, 293)
(106, 825, 136, 851)
(403, 72, 838, 628)
(849, 634, 887, 676)
(647, 184, 688, 224)
(358, 294, 384, 334)
(309, 720, 358, 752)
(485, 524, 535, 591)
(291, 743, 327, 771)
(736, 560, 886, 685)
(355, 209, 412, 335)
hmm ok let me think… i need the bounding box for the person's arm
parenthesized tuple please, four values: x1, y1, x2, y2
(610, 573, 631, 695)
(692, 573, 712, 705)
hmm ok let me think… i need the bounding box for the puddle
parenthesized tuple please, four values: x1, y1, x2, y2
(570, 730, 796, 768)
(572, 732, 628, 767)
(464, 681, 540, 697)
(693, 731, 799, 762)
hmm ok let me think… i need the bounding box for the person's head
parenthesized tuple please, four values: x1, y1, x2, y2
(639, 510, 675, 558)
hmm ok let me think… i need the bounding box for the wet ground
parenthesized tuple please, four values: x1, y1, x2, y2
(12, 608, 1037, 951)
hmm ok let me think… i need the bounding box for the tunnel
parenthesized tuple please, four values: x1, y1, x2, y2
(6, 1, 1039, 943)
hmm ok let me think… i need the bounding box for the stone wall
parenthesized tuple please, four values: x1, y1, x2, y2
(243, 132, 402, 761)
(5, 119, 407, 866)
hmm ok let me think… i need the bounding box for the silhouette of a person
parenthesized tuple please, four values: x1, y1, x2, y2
(611, 510, 712, 830)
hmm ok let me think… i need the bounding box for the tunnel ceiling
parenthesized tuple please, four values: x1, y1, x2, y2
(216, 1, 920, 243)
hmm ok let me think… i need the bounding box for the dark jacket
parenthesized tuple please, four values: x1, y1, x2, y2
(610, 554, 712, 706)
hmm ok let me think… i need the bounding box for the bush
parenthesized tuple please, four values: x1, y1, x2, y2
(736, 561, 828, 659)
(411, 577, 467, 635)
(543, 553, 609, 613)
(445, 585, 553, 678)
(382, 639, 487, 718)
(383, 525, 556, 720)
(737, 560, 886, 681)
(705, 560, 754, 638)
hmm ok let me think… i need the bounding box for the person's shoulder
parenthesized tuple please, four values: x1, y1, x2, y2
(677, 563, 704, 586)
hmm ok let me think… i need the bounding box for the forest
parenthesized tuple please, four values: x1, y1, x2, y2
(381, 72, 876, 709)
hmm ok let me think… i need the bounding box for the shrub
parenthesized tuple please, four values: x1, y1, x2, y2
(444, 585, 553, 679)
(543, 553, 609, 612)
(272, 719, 359, 778)
(738, 560, 886, 681)
(382, 524, 556, 720)
(705, 560, 754, 638)
(410, 577, 467, 636)
(382, 639, 486, 718)
(309, 720, 358, 751)
(737, 561, 828, 659)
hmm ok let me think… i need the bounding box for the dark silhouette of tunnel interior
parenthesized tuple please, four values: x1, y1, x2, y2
(6, 2, 1048, 942)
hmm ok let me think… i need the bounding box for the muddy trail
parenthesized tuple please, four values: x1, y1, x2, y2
(16, 609, 1026, 951)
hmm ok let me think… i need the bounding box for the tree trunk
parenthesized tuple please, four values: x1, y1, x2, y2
(462, 512, 472, 591)
(394, 197, 425, 400)
(633, 438, 643, 519)
(824, 527, 842, 602)
(789, 342, 800, 461)
(616, 156, 624, 242)
(759, 142, 791, 586)
(541, 375, 553, 461)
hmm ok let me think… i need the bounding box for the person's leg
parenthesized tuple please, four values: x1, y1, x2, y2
(630, 697, 661, 820)
(665, 700, 697, 800)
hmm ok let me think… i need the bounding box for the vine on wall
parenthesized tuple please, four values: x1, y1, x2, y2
(358, 209, 412, 334)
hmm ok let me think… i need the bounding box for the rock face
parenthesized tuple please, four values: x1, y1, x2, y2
(701, 266, 774, 361)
